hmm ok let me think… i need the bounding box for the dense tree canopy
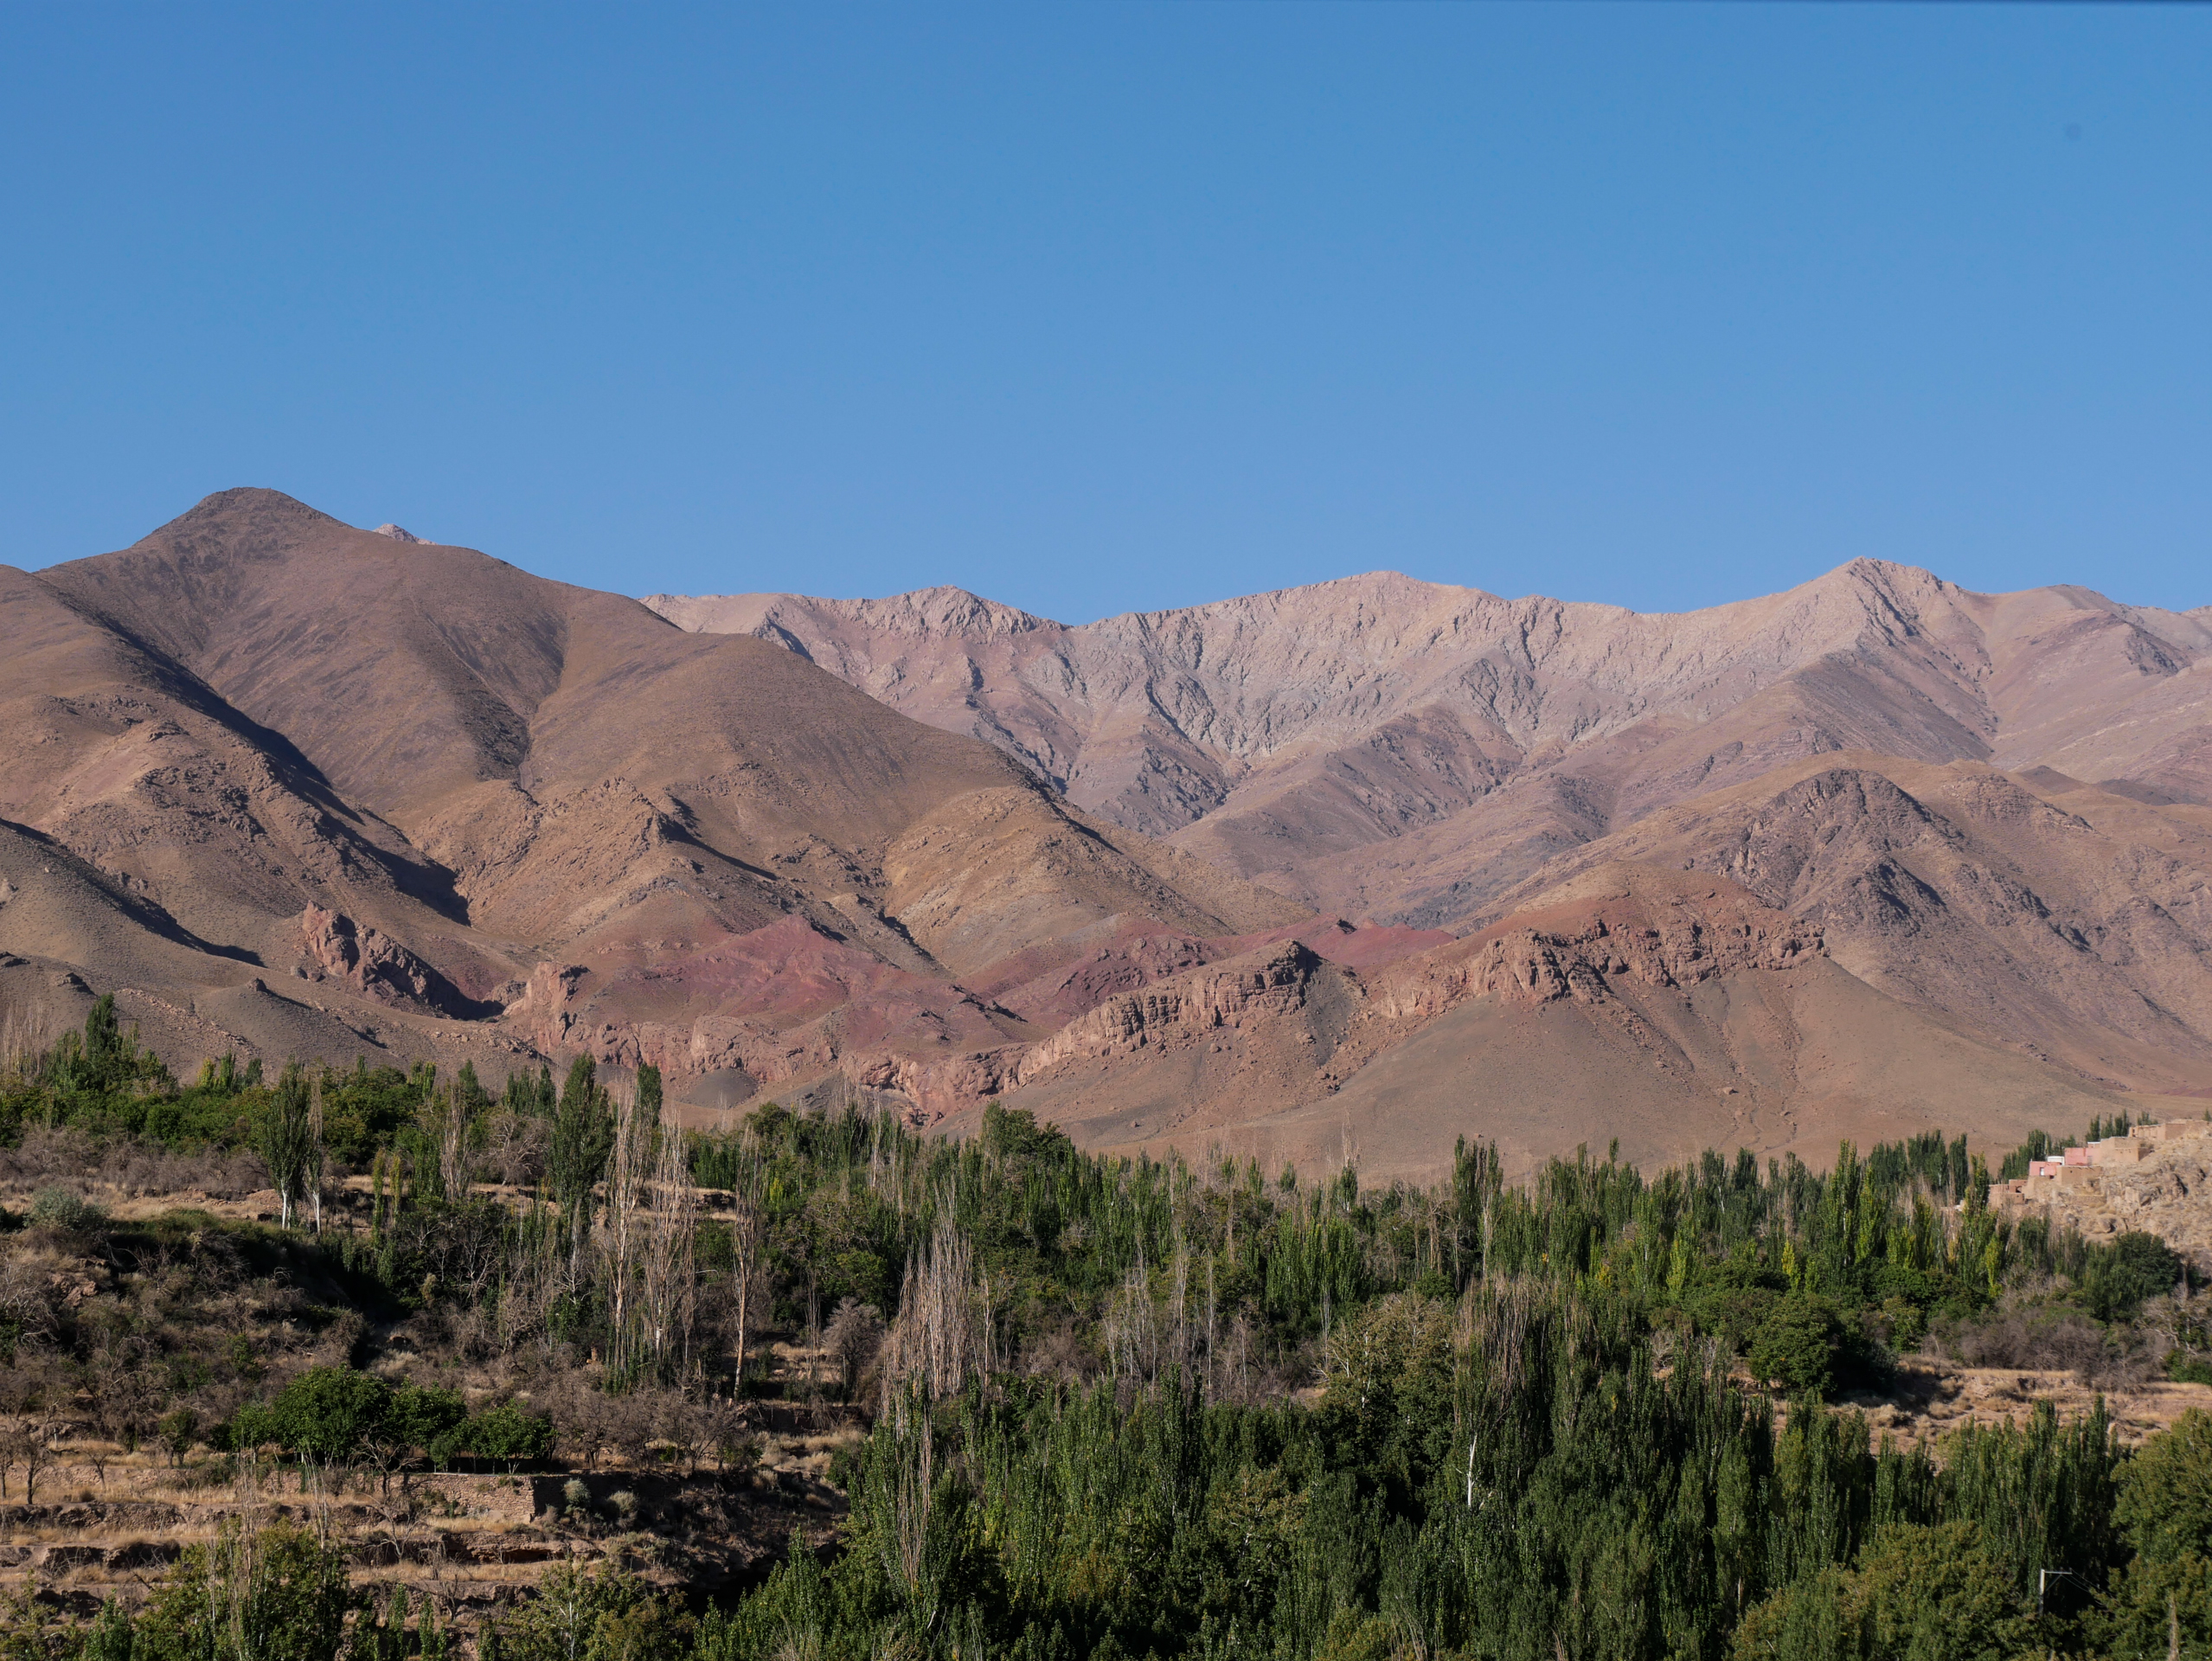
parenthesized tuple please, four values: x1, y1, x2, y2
(10, 997, 2212, 1659)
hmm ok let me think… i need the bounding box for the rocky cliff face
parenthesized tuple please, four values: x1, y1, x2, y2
(1991, 1121, 2212, 1273)
(292, 905, 463, 1014)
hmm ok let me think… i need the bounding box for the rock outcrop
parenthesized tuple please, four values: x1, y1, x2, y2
(1990, 1119, 2212, 1273)
(295, 906, 447, 1009)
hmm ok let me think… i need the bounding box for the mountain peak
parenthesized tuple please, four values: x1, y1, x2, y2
(158, 487, 349, 534)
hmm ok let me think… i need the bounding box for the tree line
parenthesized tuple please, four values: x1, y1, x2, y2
(6, 997, 2212, 1658)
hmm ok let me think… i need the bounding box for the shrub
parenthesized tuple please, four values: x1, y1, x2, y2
(1749, 1296, 1845, 1399)
(463, 1401, 555, 1471)
(27, 1186, 104, 1232)
(157, 1407, 200, 1466)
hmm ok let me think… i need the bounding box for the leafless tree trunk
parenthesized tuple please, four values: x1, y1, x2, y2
(602, 1082, 647, 1379)
(436, 1082, 471, 1202)
(307, 1073, 326, 1234)
(637, 1126, 699, 1381)
(728, 1187, 765, 1393)
(878, 1222, 983, 1411)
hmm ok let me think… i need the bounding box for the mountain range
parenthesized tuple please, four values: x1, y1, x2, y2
(3, 486, 2209, 1181)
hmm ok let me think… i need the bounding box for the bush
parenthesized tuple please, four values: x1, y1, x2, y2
(1749, 1296, 1845, 1398)
(463, 1401, 556, 1470)
(27, 1186, 105, 1232)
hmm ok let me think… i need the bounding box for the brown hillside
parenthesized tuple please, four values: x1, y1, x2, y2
(4, 491, 2209, 1183)
(1, 491, 1301, 1117)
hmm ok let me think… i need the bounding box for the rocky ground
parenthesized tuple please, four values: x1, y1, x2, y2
(1989, 1119, 2212, 1273)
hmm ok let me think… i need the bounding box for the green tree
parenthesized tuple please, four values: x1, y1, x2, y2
(391, 1383, 467, 1461)
(549, 1059, 614, 1212)
(1749, 1295, 1845, 1398)
(2089, 1555, 2212, 1661)
(460, 1402, 555, 1472)
(1734, 1523, 2031, 1661)
(255, 1065, 317, 1230)
(134, 1520, 354, 1661)
(2116, 1408, 2212, 1566)
(235, 1367, 394, 1472)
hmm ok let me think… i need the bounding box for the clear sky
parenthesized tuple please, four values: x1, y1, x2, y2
(2, 4, 2206, 623)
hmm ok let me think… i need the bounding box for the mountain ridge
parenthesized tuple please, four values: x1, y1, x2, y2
(5, 489, 2212, 1183)
(644, 561, 2212, 922)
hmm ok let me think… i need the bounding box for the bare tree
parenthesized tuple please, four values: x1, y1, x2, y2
(305, 1072, 327, 1233)
(824, 1298, 885, 1401)
(700, 1394, 757, 1481)
(436, 1083, 473, 1202)
(876, 1222, 983, 1412)
(7, 1418, 58, 1507)
(637, 1126, 699, 1381)
(727, 1190, 766, 1394)
(601, 1081, 648, 1380)
(483, 1112, 550, 1188)
(360, 1422, 409, 1498)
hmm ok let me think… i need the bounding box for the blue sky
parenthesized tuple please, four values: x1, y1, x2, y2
(2, 4, 2205, 622)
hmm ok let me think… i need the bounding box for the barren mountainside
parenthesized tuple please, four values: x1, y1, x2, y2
(1, 488, 2208, 1183)
(645, 568, 2212, 921)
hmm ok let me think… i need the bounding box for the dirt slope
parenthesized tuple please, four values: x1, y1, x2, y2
(964, 866, 2133, 1184)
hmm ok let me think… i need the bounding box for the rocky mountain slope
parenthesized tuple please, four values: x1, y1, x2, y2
(0, 491, 1298, 1121)
(646, 568, 2212, 920)
(3, 489, 2209, 1183)
(647, 565, 2212, 1170)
